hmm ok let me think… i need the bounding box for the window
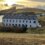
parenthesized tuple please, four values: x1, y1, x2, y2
(12, 24, 14, 26)
(22, 24, 24, 27)
(25, 25, 27, 27)
(30, 25, 31, 27)
(23, 20, 24, 23)
(10, 20, 11, 22)
(19, 24, 20, 27)
(26, 21, 28, 23)
(33, 21, 36, 23)
(7, 20, 8, 22)
(13, 20, 14, 22)
(15, 24, 17, 26)
(40, 15, 42, 17)
(30, 21, 31, 23)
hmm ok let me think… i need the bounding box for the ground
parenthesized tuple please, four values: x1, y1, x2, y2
(0, 33, 45, 45)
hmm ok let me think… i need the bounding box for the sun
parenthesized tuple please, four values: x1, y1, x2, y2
(4, 0, 23, 6)
(4, 0, 17, 6)
(4, 0, 15, 6)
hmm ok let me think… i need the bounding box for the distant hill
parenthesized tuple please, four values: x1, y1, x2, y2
(16, 8, 45, 14)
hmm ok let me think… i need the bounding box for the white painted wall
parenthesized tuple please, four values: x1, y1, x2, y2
(3, 19, 41, 28)
(0, 15, 4, 23)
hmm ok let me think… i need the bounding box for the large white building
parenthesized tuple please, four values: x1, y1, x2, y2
(2, 14, 41, 28)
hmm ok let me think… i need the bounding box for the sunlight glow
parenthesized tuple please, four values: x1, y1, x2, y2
(4, 0, 22, 6)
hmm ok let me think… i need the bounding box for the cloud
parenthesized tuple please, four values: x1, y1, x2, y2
(28, 0, 45, 2)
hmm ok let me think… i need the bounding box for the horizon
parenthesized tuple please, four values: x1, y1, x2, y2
(0, 0, 45, 8)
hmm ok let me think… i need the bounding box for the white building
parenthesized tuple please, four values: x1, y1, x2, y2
(2, 14, 41, 28)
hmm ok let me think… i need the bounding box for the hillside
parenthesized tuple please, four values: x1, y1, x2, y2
(16, 8, 45, 14)
(0, 6, 45, 15)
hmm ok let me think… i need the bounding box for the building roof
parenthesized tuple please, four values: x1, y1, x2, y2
(3, 14, 37, 20)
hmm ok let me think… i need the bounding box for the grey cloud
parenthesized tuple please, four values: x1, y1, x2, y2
(28, 0, 45, 2)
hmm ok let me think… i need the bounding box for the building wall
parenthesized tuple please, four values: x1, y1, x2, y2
(3, 19, 41, 28)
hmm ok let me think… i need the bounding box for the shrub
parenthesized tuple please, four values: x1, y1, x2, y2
(0, 25, 27, 33)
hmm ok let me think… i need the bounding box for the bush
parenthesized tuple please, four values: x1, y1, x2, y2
(27, 28, 45, 34)
(0, 26, 27, 33)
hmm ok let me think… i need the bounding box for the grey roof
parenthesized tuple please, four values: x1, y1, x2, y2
(3, 14, 37, 20)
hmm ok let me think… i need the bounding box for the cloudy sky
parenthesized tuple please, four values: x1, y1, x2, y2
(29, 0, 45, 2)
(0, 0, 45, 7)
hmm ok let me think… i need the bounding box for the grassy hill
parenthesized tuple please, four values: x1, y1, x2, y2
(16, 8, 45, 14)
(0, 6, 45, 14)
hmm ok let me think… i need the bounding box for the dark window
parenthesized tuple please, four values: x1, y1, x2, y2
(26, 21, 28, 23)
(15, 24, 17, 26)
(34, 21, 36, 23)
(30, 21, 31, 23)
(30, 25, 31, 27)
(40, 15, 42, 17)
(25, 25, 27, 27)
(7, 20, 8, 22)
(23, 20, 24, 23)
(13, 20, 14, 22)
(12, 24, 14, 26)
(10, 20, 11, 22)
(22, 24, 24, 27)
(19, 24, 20, 27)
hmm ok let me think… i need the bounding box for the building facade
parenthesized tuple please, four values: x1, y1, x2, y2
(2, 14, 41, 28)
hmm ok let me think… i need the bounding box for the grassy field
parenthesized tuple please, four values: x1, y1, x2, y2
(0, 33, 45, 45)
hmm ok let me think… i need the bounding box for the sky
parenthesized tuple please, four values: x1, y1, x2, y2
(0, 0, 45, 7)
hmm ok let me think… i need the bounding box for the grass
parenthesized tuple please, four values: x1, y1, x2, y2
(0, 33, 45, 45)
(27, 28, 45, 34)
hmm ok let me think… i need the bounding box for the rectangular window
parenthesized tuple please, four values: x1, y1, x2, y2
(30, 21, 31, 23)
(19, 24, 20, 27)
(7, 20, 8, 22)
(12, 24, 14, 26)
(15, 24, 17, 26)
(30, 25, 31, 27)
(34, 21, 36, 23)
(23, 20, 24, 23)
(13, 20, 14, 22)
(26, 21, 28, 23)
(10, 20, 11, 22)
